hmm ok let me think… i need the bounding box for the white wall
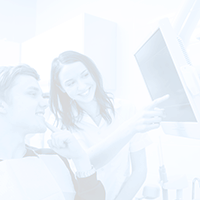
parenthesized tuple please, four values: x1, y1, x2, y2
(21, 13, 117, 93)
(0, 40, 20, 66)
(34, 0, 200, 199)
(0, 0, 37, 43)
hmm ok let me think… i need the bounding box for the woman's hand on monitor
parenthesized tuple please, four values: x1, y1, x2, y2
(131, 94, 169, 133)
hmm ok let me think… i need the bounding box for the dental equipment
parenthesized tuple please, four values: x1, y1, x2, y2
(192, 177, 200, 200)
(135, 185, 160, 200)
(158, 136, 168, 200)
(158, 136, 188, 200)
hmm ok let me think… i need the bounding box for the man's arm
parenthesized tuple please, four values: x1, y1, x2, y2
(46, 123, 105, 200)
(59, 155, 105, 200)
(75, 172, 105, 200)
(114, 149, 147, 200)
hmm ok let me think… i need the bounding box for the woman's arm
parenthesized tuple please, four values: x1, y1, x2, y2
(88, 95, 168, 169)
(114, 149, 147, 200)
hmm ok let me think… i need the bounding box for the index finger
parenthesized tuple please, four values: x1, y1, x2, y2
(147, 94, 170, 110)
(45, 121, 60, 133)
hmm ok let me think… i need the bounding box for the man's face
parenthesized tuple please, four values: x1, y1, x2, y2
(5, 75, 48, 134)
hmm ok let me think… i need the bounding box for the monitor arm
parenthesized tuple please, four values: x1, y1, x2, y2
(173, 0, 200, 47)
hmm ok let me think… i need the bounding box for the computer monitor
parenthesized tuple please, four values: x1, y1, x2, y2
(134, 18, 200, 139)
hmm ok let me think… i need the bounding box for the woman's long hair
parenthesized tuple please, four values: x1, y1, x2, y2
(50, 51, 115, 131)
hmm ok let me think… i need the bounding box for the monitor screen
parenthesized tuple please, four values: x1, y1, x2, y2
(134, 18, 200, 140)
(134, 25, 197, 122)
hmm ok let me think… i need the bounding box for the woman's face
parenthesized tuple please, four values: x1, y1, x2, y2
(58, 62, 96, 104)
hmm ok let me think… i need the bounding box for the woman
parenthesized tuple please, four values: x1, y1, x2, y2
(50, 51, 167, 200)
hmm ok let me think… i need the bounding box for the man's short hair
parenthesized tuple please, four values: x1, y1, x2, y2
(0, 64, 40, 101)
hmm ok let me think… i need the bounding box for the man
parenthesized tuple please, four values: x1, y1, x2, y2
(0, 64, 105, 200)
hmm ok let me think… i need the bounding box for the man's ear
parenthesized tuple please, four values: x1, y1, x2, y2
(0, 100, 7, 114)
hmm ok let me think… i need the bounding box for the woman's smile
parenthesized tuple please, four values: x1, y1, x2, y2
(59, 62, 96, 103)
(78, 87, 91, 96)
